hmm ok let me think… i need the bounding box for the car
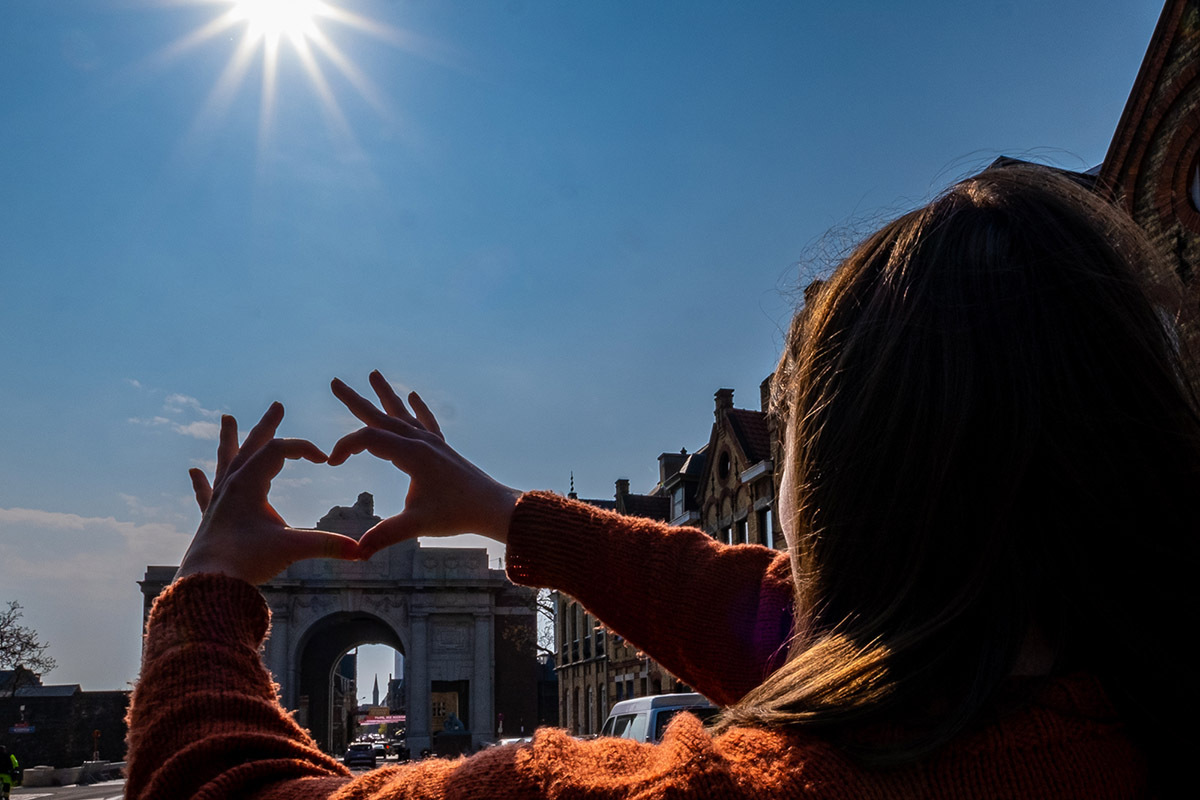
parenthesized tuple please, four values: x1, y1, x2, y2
(388, 740, 411, 761)
(343, 742, 377, 769)
(599, 693, 719, 744)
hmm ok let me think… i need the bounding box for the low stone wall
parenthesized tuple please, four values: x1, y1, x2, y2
(19, 760, 124, 787)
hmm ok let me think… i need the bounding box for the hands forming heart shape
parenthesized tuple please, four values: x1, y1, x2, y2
(175, 370, 522, 586)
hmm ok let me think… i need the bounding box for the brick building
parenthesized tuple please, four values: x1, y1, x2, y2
(698, 381, 783, 549)
(1098, 0, 1200, 380)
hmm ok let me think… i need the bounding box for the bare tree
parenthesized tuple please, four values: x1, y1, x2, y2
(533, 588, 555, 659)
(501, 588, 558, 661)
(0, 601, 56, 693)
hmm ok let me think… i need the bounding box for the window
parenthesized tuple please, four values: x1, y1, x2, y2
(606, 713, 639, 739)
(734, 517, 747, 544)
(758, 507, 773, 549)
(718, 450, 731, 481)
(671, 486, 686, 519)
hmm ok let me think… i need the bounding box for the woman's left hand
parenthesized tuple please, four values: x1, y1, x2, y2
(176, 402, 359, 585)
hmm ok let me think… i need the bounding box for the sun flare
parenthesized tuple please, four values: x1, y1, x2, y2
(154, 0, 423, 154)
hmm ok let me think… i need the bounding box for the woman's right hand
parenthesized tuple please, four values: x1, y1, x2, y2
(328, 371, 522, 559)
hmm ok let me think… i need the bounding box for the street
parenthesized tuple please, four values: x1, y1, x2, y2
(12, 779, 124, 800)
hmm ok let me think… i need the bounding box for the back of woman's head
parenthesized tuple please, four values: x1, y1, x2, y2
(725, 165, 1200, 766)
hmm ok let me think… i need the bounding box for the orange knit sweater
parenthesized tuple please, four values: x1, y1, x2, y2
(125, 491, 1148, 799)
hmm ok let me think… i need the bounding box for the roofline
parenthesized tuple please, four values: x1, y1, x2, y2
(1098, 0, 1189, 203)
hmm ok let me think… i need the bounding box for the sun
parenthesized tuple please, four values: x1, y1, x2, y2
(152, 0, 422, 154)
(230, 0, 323, 46)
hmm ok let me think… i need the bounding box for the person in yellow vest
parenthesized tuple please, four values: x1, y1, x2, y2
(0, 745, 19, 800)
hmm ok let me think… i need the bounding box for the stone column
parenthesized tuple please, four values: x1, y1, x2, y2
(471, 612, 493, 748)
(407, 613, 431, 754)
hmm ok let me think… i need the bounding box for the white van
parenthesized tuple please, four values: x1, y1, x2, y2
(599, 693, 718, 744)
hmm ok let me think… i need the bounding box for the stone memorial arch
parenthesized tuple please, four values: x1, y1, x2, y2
(141, 493, 538, 756)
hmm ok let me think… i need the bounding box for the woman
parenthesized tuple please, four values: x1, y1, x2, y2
(125, 166, 1199, 798)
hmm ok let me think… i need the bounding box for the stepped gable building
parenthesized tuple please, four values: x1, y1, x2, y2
(554, 388, 785, 734)
(698, 379, 783, 550)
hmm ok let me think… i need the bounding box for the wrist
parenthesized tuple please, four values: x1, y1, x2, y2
(481, 485, 521, 544)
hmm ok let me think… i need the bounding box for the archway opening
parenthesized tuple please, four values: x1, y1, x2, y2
(297, 612, 405, 754)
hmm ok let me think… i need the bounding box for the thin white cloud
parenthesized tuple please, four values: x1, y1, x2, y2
(126, 385, 223, 440)
(164, 393, 222, 419)
(190, 457, 217, 473)
(173, 420, 221, 440)
(0, 506, 187, 555)
(119, 492, 193, 523)
(274, 477, 313, 488)
(128, 415, 221, 440)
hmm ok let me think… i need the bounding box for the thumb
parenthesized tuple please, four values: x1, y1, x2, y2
(356, 513, 424, 560)
(282, 528, 361, 563)
(189, 468, 213, 512)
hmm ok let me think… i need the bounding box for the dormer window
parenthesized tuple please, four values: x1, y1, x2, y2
(670, 486, 686, 519)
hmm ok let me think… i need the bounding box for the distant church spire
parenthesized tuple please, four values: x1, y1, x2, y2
(372, 674, 379, 706)
(568, 472, 577, 500)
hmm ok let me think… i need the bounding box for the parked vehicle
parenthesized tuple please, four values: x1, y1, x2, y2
(343, 742, 377, 769)
(599, 693, 718, 744)
(388, 740, 411, 761)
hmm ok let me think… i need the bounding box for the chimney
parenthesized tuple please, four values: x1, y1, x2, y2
(615, 478, 630, 500)
(760, 374, 773, 412)
(714, 388, 734, 419)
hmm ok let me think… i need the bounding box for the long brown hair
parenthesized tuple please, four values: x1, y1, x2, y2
(719, 166, 1200, 765)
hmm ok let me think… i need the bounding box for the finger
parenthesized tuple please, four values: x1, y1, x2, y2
(328, 427, 428, 468)
(281, 527, 361, 563)
(215, 415, 239, 481)
(369, 371, 421, 427)
(239, 437, 328, 494)
(332, 377, 389, 426)
(189, 468, 213, 512)
(230, 402, 285, 473)
(407, 391, 443, 440)
(356, 513, 423, 560)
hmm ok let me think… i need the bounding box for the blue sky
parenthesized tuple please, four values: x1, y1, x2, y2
(0, 0, 1163, 692)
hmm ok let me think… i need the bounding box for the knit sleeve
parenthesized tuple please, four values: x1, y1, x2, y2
(124, 573, 353, 800)
(505, 491, 796, 706)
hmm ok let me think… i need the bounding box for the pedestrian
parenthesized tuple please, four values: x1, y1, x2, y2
(125, 165, 1199, 798)
(0, 745, 19, 800)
